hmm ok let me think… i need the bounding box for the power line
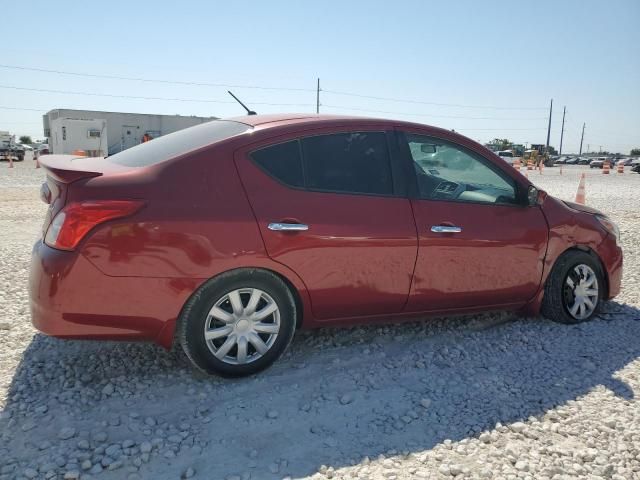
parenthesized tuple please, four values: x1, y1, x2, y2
(1, 63, 546, 111)
(322, 105, 547, 121)
(0, 64, 315, 92)
(0, 106, 44, 112)
(322, 89, 547, 110)
(0, 85, 315, 107)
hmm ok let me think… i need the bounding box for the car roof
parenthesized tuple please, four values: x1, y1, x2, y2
(225, 112, 464, 140)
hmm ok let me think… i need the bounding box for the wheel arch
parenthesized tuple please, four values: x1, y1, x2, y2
(159, 263, 310, 350)
(522, 243, 609, 317)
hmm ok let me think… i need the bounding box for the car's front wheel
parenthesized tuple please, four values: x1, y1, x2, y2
(541, 251, 603, 324)
(178, 269, 296, 377)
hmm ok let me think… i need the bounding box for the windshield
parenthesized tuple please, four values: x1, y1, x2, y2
(108, 120, 251, 167)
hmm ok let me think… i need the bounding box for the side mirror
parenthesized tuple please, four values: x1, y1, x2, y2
(420, 144, 437, 154)
(527, 185, 547, 206)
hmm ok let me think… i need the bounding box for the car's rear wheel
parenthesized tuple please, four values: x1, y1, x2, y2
(178, 269, 296, 377)
(541, 251, 603, 324)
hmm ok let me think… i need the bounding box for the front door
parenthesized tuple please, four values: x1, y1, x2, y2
(235, 128, 417, 320)
(399, 131, 548, 311)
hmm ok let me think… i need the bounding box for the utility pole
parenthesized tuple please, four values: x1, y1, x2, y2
(559, 106, 566, 155)
(545, 99, 553, 153)
(316, 78, 320, 114)
(579, 123, 585, 155)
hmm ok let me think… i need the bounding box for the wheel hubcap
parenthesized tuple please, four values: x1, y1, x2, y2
(564, 264, 599, 320)
(204, 288, 280, 365)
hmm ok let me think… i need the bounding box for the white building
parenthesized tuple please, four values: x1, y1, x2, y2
(43, 109, 217, 156)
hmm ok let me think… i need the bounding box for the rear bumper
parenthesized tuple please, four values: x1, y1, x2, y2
(29, 240, 200, 348)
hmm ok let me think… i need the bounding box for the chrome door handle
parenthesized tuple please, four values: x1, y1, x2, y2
(268, 222, 309, 232)
(431, 225, 462, 233)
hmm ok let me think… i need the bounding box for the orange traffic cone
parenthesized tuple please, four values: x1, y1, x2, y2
(72, 149, 87, 157)
(575, 173, 586, 204)
(527, 159, 533, 170)
(617, 160, 624, 174)
(8, 155, 13, 168)
(539, 162, 544, 174)
(514, 158, 521, 170)
(603, 161, 610, 174)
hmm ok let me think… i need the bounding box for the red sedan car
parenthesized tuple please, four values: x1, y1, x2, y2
(30, 114, 623, 377)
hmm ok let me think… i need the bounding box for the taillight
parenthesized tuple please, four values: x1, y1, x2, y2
(44, 200, 144, 251)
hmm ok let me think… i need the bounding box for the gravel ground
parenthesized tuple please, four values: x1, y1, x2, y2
(1, 158, 639, 480)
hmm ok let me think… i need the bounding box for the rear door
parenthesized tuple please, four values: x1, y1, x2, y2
(235, 127, 418, 320)
(399, 131, 548, 311)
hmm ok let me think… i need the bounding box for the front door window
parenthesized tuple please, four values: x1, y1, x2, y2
(407, 133, 517, 205)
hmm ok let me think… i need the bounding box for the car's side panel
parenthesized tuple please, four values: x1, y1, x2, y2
(395, 127, 549, 311)
(407, 200, 549, 310)
(30, 240, 315, 349)
(234, 126, 419, 320)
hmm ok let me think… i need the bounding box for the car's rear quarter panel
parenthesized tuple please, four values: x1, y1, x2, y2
(58, 142, 314, 346)
(79, 146, 265, 279)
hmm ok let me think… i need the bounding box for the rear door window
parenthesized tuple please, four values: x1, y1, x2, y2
(250, 131, 395, 196)
(251, 140, 303, 187)
(301, 132, 393, 195)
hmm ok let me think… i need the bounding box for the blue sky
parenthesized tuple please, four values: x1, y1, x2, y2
(3, 0, 639, 153)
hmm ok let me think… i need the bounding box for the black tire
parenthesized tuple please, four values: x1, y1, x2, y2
(178, 268, 296, 377)
(541, 250, 604, 324)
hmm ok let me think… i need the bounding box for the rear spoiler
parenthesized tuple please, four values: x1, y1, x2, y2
(38, 155, 130, 184)
(38, 155, 103, 183)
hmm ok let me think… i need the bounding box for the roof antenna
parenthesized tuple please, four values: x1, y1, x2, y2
(227, 91, 257, 115)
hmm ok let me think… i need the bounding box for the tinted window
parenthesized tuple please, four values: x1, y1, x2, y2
(251, 140, 303, 187)
(109, 120, 251, 167)
(406, 134, 517, 205)
(301, 132, 393, 195)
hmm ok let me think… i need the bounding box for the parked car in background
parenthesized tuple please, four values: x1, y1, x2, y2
(590, 157, 613, 169)
(496, 150, 515, 165)
(632, 160, 640, 174)
(35, 143, 50, 155)
(29, 114, 623, 377)
(590, 158, 605, 169)
(0, 142, 25, 161)
(578, 157, 591, 165)
(622, 158, 634, 166)
(565, 157, 580, 165)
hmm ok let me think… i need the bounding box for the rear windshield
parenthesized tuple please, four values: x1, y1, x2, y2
(108, 120, 251, 167)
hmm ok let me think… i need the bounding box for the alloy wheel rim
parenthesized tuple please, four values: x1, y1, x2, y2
(563, 264, 599, 320)
(204, 288, 280, 365)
